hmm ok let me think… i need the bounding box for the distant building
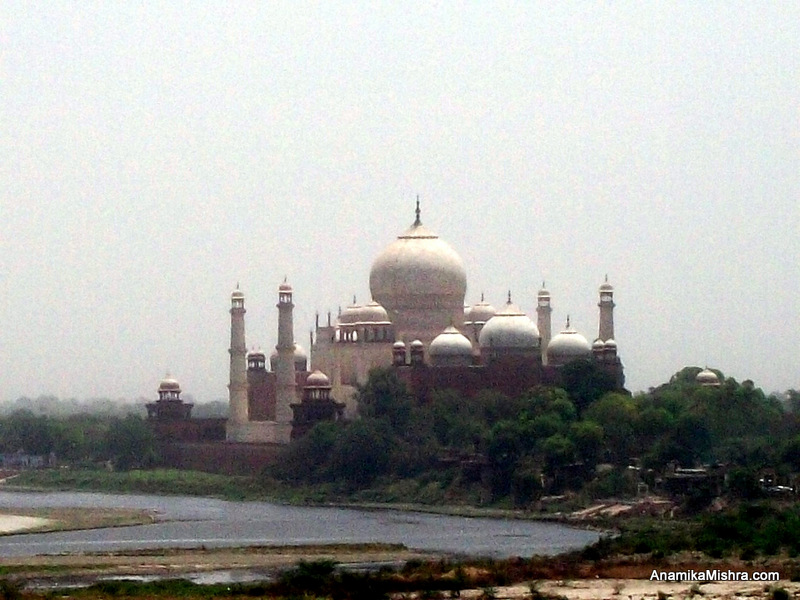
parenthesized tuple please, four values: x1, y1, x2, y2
(223, 202, 624, 444)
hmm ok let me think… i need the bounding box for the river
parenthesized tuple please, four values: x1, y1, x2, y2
(0, 491, 599, 559)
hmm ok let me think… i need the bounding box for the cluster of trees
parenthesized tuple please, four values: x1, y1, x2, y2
(271, 364, 800, 506)
(0, 411, 158, 470)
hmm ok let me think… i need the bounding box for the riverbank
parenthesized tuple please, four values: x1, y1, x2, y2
(0, 543, 433, 588)
(4, 548, 799, 599)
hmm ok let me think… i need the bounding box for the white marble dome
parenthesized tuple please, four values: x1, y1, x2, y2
(305, 370, 331, 387)
(696, 367, 720, 386)
(355, 300, 390, 324)
(466, 294, 497, 325)
(270, 344, 308, 371)
(546, 320, 592, 365)
(478, 297, 540, 350)
(429, 326, 473, 357)
(369, 208, 466, 312)
(337, 298, 361, 325)
(158, 375, 181, 392)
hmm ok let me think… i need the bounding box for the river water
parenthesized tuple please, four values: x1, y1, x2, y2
(0, 491, 598, 559)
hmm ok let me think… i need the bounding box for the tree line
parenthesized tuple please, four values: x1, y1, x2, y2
(271, 363, 800, 507)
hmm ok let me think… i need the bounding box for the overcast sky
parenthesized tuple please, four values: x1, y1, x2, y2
(1, 2, 798, 403)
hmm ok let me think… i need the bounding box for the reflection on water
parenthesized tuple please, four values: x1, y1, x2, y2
(0, 490, 599, 558)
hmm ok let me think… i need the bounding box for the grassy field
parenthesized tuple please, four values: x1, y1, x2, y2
(5, 468, 276, 501)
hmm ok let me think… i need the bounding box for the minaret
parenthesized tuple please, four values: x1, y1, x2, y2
(598, 275, 615, 342)
(537, 282, 552, 364)
(274, 279, 296, 442)
(226, 285, 249, 440)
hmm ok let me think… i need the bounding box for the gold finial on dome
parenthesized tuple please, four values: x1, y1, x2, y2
(507, 290, 512, 304)
(414, 195, 421, 226)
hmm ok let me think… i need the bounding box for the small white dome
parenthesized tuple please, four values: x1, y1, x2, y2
(305, 370, 331, 387)
(269, 344, 308, 370)
(478, 296, 540, 350)
(293, 343, 308, 362)
(355, 300, 390, 324)
(392, 340, 406, 349)
(158, 375, 181, 392)
(599, 277, 613, 293)
(592, 338, 605, 350)
(696, 367, 720, 386)
(337, 298, 361, 325)
(604, 338, 617, 349)
(231, 288, 244, 300)
(429, 326, 473, 357)
(410, 339, 424, 349)
(247, 349, 266, 359)
(279, 280, 293, 292)
(466, 294, 497, 325)
(547, 320, 592, 365)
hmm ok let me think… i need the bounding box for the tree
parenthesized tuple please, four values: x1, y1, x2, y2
(486, 421, 524, 497)
(541, 434, 576, 475)
(104, 415, 157, 470)
(570, 421, 604, 469)
(328, 419, 393, 488)
(356, 368, 413, 433)
(584, 393, 638, 465)
(559, 360, 617, 414)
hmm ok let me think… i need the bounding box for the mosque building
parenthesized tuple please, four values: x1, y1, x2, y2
(224, 203, 624, 444)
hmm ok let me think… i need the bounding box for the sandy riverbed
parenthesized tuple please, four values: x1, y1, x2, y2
(0, 514, 52, 533)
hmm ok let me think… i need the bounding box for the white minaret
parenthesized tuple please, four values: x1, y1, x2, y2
(598, 275, 615, 342)
(226, 285, 249, 441)
(274, 279, 296, 442)
(537, 283, 552, 365)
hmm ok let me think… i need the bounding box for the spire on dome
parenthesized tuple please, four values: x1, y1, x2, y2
(480, 292, 485, 302)
(507, 290, 512, 304)
(566, 315, 571, 328)
(413, 196, 421, 226)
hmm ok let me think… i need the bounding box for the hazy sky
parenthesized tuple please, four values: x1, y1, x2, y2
(2, 2, 798, 403)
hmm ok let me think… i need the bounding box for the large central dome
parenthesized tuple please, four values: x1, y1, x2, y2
(369, 205, 467, 312)
(368, 203, 467, 343)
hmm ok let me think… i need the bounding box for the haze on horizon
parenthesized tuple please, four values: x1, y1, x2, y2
(1, 3, 797, 403)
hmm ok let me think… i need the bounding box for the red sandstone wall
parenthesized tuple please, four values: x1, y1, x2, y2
(159, 442, 283, 476)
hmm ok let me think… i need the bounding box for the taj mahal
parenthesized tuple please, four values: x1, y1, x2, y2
(213, 202, 625, 445)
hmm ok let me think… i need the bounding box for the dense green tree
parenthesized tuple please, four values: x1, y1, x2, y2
(511, 457, 543, 507)
(486, 421, 524, 497)
(0, 410, 55, 455)
(569, 421, 604, 469)
(328, 419, 394, 488)
(541, 434, 576, 475)
(104, 415, 158, 470)
(584, 393, 638, 464)
(559, 360, 617, 414)
(356, 368, 413, 433)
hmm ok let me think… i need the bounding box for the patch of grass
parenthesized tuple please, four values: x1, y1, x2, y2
(7, 469, 271, 501)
